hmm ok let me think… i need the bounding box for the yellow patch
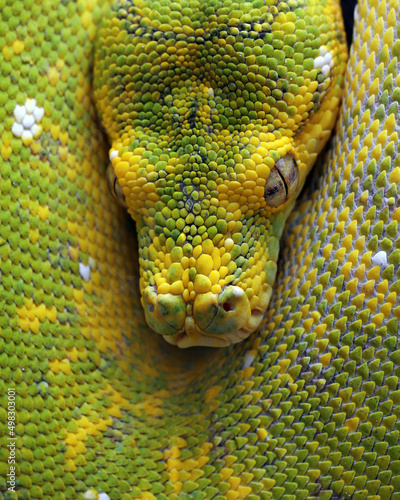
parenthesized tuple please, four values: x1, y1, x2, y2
(16, 302, 57, 333)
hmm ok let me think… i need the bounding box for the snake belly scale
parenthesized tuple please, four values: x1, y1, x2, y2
(0, 1, 400, 500)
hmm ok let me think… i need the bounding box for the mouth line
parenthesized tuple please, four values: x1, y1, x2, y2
(163, 307, 265, 348)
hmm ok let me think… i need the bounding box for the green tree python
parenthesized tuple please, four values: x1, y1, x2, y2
(0, 0, 399, 498)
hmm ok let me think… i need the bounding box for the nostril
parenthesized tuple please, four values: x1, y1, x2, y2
(148, 304, 154, 313)
(223, 301, 235, 312)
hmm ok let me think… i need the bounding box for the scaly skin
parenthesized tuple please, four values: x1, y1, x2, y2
(93, 0, 347, 347)
(0, 1, 400, 500)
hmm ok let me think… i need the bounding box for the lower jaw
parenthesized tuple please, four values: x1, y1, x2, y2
(163, 309, 267, 348)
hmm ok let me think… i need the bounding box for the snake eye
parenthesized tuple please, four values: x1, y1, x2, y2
(264, 154, 299, 207)
(106, 164, 127, 208)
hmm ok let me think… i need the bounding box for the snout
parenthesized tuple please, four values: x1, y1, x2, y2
(142, 284, 270, 348)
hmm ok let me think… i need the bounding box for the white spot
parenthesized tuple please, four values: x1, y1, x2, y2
(22, 113, 35, 129)
(11, 122, 23, 137)
(322, 65, 331, 77)
(21, 130, 33, 142)
(233, 287, 244, 298)
(319, 46, 328, 56)
(224, 238, 234, 249)
(371, 251, 387, 268)
(79, 263, 91, 282)
(31, 124, 42, 138)
(33, 106, 44, 122)
(314, 46, 333, 76)
(109, 150, 119, 161)
(98, 494, 111, 500)
(83, 491, 98, 500)
(243, 352, 255, 369)
(13, 105, 25, 123)
(313, 56, 325, 69)
(207, 87, 214, 97)
(12, 98, 45, 141)
(25, 98, 36, 113)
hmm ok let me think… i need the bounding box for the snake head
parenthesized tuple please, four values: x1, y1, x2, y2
(94, 0, 347, 347)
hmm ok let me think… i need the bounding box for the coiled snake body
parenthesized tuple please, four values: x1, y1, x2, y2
(0, 0, 399, 499)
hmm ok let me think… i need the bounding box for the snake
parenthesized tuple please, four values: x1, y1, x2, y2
(0, 0, 399, 498)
